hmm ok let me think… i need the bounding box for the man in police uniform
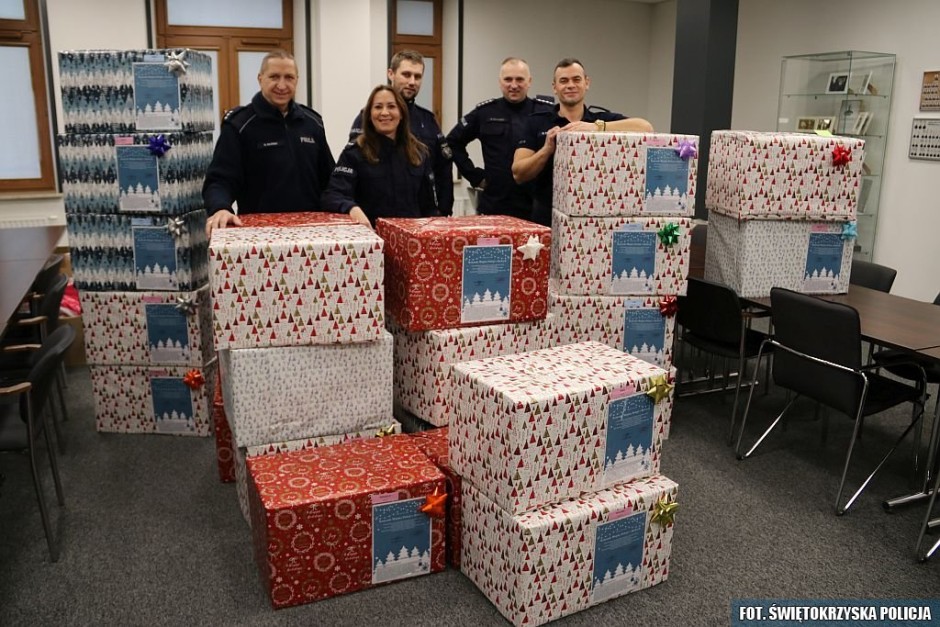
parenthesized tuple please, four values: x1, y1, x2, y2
(446, 57, 553, 220)
(349, 50, 454, 215)
(512, 57, 654, 227)
(203, 50, 335, 235)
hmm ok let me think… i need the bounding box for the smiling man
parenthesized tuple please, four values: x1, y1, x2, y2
(446, 57, 554, 219)
(202, 50, 335, 235)
(512, 57, 654, 226)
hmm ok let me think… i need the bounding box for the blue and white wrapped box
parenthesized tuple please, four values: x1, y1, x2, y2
(67, 209, 208, 292)
(79, 286, 213, 366)
(219, 331, 394, 448)
(58, 49, 214, 134)
(59, 132, 214, 215)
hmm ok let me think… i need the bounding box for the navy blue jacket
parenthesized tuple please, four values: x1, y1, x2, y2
(202, 92, 335, 215)
(446, 95, 554, 219)
(350, 100, 453, 215)
(321, 136, 438, 226)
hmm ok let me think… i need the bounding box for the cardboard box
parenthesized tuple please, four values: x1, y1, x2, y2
(90, 359, 217, 436)
(461, 475, 678, 627)
(705, 211, 853, 298)
(79, 286, 213, 366)
(377, 216, 551, 331)
(705, 130, 865, 221)
(67, 209, 208, 292)
(449, 342, 672, 514)
(247, 435, 446, 609)
(209, 223, 384, 350)
(552, 211, 691, 297)
(212, 369, 235, 483)
(218, 331, 393, 448)
(58, 49, 214, 134)
(390, 315, 555, 427)
(410, 427, 462, 568)
(61, 315, 86, 367)
(552, 132, 698, 217)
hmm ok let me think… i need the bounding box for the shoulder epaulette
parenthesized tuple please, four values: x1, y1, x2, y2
(534, 95, 555, 106)
(223, 104, 249, 122)
(412, 102, 434, 116)
(587, 104, 612, 114)
(475, 97, 498, 109)
(222, 105, 254, 131)
(296, 103, 326, 128)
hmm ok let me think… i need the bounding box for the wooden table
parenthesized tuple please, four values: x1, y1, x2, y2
(0, 225, 65, 338)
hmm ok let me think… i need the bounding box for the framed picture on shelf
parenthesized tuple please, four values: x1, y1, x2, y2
(848, 71, 872, 95)
(796, 116, 818, 132)
(826, 72, 850, 94)
(856, 112, 873, 135)
(857, 177, 873, 214)
(816, 117, 834, 132)
(837, 99, 862, 135)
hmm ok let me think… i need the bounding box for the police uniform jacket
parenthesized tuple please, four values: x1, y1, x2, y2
(321, 136, 438, 226)
(446, 95, 554, 219)
(202, 92, 335, 215)
(350, 100, 453, 215)
(518, 104, 625, 226)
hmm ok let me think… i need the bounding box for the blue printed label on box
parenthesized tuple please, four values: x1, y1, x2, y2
(624, 307, 667, 366)
(151, 376, 194, 434)
(133, 227, 178, 290)
(145, 303, 190, 365)
(133, 63, 182, 131)
(604, 393, 654, 484)
(116, 146, 161, 212)
(645, 147, 689, 214)
(803, 232, 844, 292)
(372, 497, 432, 584)
(592, 511, 647, 603)
(461, 244, 512, 323)
(611, 230, 656, 294)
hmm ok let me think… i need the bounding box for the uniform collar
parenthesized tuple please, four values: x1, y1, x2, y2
(252, 92, 298, 120)
(552, 102, 597, 123)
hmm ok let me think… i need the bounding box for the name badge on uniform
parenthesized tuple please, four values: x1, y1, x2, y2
(257, 140, 284, 149)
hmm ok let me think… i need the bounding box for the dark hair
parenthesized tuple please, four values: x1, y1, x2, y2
(357, 85, 427, 167)
(259, 49, 296, 74)
(390, 50, 424, 72)
(554, 57, 586, 76)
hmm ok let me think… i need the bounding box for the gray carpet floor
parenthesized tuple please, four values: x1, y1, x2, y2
(1, 366, 938, 626)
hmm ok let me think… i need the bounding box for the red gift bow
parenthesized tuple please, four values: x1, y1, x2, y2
(183, 369, 205, 390)
(659, 296, 678, 317)
(832, 145, 852, 167)
(419, 487, 447, 518)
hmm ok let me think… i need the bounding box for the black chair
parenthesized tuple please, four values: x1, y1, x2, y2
(735, 288, 926, 515)
(849, 259, 897, 293)
(0, 324, 74, 562)
(677, 277, 772, 441)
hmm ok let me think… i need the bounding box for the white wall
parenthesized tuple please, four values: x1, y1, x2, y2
(733, 0, 940, 301)
(647, 0, 676, 132)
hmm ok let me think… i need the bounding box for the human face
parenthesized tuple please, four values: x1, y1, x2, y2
(499, 61, 532, 104)
(258, 57, 298, 113)
(387, 59, 424, 101)
(371, 90, 402, 139)
(552, 63, 590, 107)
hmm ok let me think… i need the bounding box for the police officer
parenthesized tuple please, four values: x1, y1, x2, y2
(446, 57, 553, 220)
(512, 57, 654, 227)
(203, 50, 335, 235)
(349, 50, 454, 216)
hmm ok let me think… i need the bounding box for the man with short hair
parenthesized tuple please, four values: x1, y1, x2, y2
(349, 50, 454, 215)
(203, 50, 335, 235)
(446, 57, 553, 219)
(512, 57, 654, 226)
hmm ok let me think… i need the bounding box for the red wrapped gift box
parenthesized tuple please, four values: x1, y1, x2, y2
(247, 434, 447, 609)
(410, 427, 462, 568)
(238, 212, 354, 228)
(377, 216, 551, 331)
(211, 369, 235, 483)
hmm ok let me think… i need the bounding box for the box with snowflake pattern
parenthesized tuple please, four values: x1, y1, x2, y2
(247, 434, 446, 609)
(460, 475, 678, 627)
(376, 216, 550, 331)
(449, 341, 672, 514)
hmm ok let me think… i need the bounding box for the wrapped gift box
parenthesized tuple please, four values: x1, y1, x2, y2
(238, 212, 354, 228)
(552, 211, 691, 296)
(79, 286, 212, 366)
(705, 130, 865, 221)
(90, 360, 216, 436)
(705, 211, 853, 298)
(59, 132, 213, 216)
(461, 475, 678, 627)
(552, 132, 698, 217)
(449, 342, 672, 514)
(212, 370, 235, 483)
(59, 49, 214, 134)
(377, 216, 550, 331)
(234, 420, 403, 525)
(410, 427, 462, 567)
(219, 331, 393, 448)
(247, 434, 446, 609)
(209, 223, 384, 350)
(390, 315, 555, 427)
(67, 210, 208, 292)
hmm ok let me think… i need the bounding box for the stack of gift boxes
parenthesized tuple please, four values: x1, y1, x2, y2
(704, 130, 865, 297)
(59, 49, 217, 434)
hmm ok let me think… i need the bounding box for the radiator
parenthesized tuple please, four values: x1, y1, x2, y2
(0, 214, 65, 228)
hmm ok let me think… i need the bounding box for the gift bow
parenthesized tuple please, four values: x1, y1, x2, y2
(419, 487, 447, 518)
(646, 374, 673, 403)
(375, 424, 397, 437)
(650, 497, 679, 526)
(183, 369, 205, 390)
(658, 296, 678, 317)
(676, 139, 697, 160)
(164, 50, 189, 76)
(174, 295, 196, 316)
(841, 221, 858, 241)
(148, 134, 172, 157)
(657, 222, 681, 246)
(832, 145, 852, 167)
(516, 235, 545, 261)
(167, 217, 185, 237)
